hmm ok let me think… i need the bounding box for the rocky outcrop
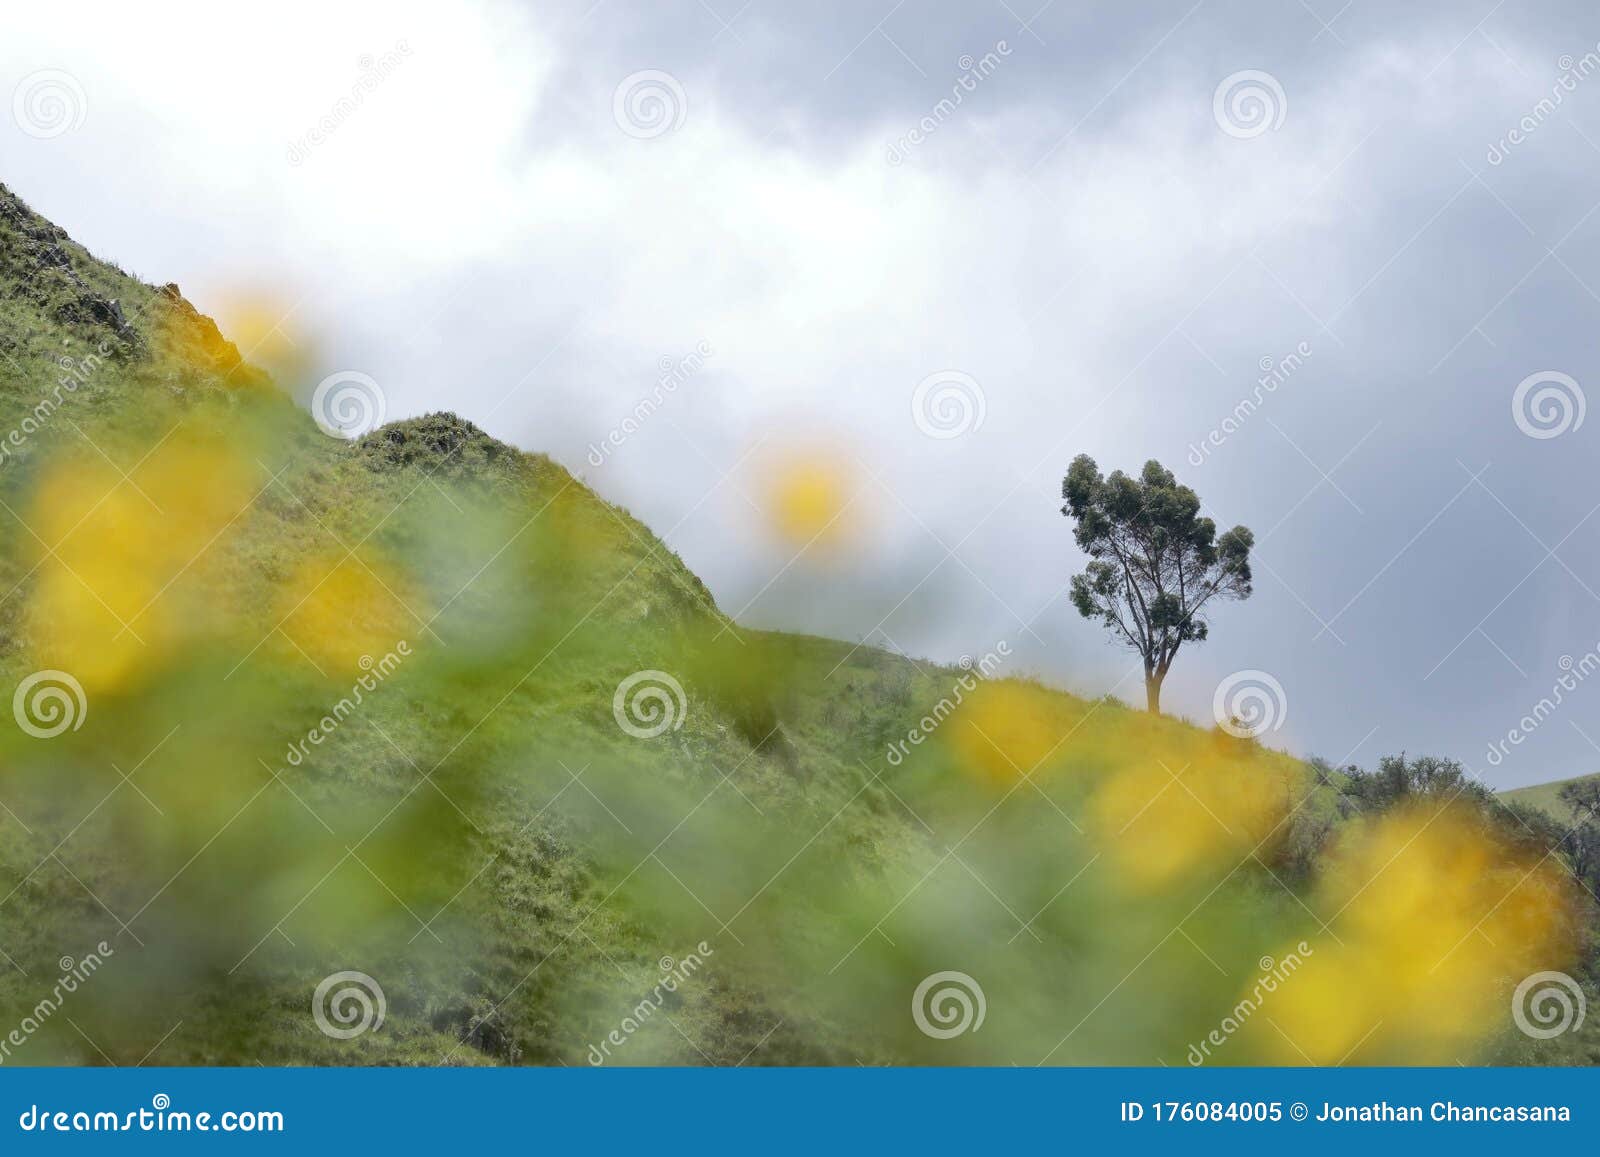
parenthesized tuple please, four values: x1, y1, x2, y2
(0, 182, 144, 356)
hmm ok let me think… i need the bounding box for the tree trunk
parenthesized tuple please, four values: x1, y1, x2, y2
(1145, 671, 1162, 713)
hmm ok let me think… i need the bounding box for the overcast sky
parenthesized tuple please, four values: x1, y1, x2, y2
(7, 0, 1600, 788)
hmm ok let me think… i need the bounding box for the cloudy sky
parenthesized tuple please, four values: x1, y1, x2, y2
(7, 0, 1600, 788)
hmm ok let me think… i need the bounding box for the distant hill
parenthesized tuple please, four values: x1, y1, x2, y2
(1501, 773, 1600, 822)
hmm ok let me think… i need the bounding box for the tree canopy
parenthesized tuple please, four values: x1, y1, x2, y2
(1062, 454, 1253, 712)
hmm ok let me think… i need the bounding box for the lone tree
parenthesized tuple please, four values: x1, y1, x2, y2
(1062, 455, 1254, 713)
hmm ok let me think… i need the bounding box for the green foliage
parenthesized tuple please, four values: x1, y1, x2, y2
(1336, 752, 1495, 812)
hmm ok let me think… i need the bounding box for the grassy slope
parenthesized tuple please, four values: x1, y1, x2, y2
(1501, 774, 1600, 821)
(0, 179, 855, 1064)
(0, 181, 1588, 1068)
(0, 180, 991, 1064)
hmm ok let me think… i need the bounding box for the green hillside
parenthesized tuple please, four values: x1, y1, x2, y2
(0, 180, 1593, 1068)
(1501, 773, 1600, 822)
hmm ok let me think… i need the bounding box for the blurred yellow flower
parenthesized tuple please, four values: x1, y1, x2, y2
(276, 550, 425, 678)
(945, 680, 1075, 785)
(214, 286, 316, 387)
(24, 436, 256, 691)
(762, 451, 859, 548)
(1256, 803, 1575, 1064)
(1090, 729, 1291, 891)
